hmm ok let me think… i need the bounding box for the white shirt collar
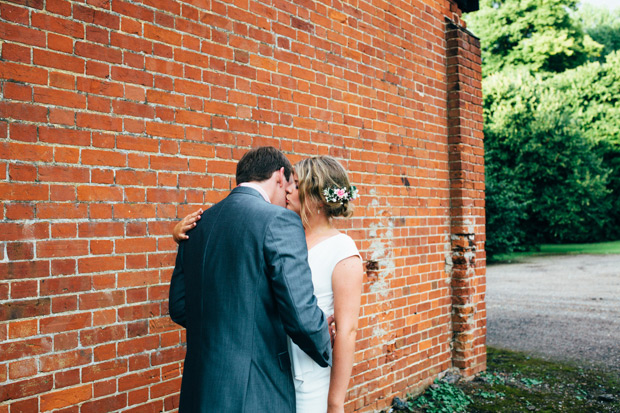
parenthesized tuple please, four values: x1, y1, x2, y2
(238, 183, 271, 203)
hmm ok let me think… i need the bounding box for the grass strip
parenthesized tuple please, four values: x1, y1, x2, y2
(490, 240, 620, 263)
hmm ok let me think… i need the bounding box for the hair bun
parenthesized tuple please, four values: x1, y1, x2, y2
(326, 198, 354, 218)
(294, 156, 357, 224)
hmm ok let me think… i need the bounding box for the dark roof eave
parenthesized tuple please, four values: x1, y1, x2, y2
(456, 0, 479, 13)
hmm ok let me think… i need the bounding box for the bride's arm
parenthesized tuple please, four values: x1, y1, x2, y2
(172, 208, 203, 243)
(327, 256, 364, 413)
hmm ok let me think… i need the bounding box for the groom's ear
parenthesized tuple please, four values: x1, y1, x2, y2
(276, 167, 286, 187)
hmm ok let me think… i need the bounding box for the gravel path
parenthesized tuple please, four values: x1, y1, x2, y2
(486, 254, 620, 374)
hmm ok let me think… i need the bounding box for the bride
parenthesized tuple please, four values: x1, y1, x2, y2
(174, 155, 363, 413)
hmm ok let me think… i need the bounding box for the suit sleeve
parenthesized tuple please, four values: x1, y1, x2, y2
(169, 242, 187, 328)
(264, 209, 332, 367)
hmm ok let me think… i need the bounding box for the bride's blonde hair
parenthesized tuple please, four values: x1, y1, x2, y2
(294, 156, 355, 227)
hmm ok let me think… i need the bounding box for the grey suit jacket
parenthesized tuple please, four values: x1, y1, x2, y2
(169, 186, 332, 412)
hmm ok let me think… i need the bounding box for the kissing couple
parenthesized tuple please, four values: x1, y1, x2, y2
(169, 146, 363, 412)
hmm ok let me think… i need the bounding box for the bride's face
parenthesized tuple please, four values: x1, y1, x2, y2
(286, 173, 301, 216)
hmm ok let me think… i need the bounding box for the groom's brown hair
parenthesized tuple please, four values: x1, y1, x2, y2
(235, 146, 293, 185)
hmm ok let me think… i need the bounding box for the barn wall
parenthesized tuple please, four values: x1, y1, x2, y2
(0, 0, 485, 411)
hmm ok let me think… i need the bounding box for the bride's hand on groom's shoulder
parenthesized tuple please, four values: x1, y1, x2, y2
(173, 208, 203, 243)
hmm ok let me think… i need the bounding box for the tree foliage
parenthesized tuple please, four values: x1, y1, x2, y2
(484, 72, 613, 254)
(575, 4, 620, 62)
(464, 1, 620, 256)
(466, 0, 603, 75)
(549, 51, 620, 236)
(548, 51, 620, 146)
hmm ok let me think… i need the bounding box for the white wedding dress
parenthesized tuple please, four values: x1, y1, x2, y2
(288, 233, 361, 413)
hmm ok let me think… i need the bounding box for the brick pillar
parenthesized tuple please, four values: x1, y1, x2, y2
(445, 18, 486, 377)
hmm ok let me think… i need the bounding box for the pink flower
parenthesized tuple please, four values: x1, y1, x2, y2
(336, 188, 346, 198)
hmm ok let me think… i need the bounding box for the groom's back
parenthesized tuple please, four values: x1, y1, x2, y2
(177, 187, 298, 412)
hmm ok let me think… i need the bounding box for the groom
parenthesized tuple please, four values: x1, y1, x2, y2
(168, 146, 332, 412)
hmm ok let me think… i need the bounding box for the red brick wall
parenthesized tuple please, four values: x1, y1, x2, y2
(0, 0, 485, 411)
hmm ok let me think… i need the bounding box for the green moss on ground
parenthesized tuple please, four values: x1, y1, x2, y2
(403, 347, 620, 413)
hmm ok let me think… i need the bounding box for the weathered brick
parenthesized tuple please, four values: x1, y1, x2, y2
(8, 358, 37, 380)
(34, 86, 87, 108)
(50, 259, 77, 276)
(3, 83, 32, 103)
(9, 279, 37, 298)
(40, 349, 92, 372)
(47, 33, 74, 54)
(0, 337, 53, 363)
(39, 312, 92, 334)
(1, 43, 31, 64)
(118, 368, 161, 392)
(55, 369, 81, 389)
(0, 374, 53, 403)
(0, 182, 48, 201)
(50, 224, 77, 238)
(39, 165, 90, 183)
(6, 242, 34, 261)
(0, 298, 50, 322)
(0, 61, 47, 85)
(38, 203, 88, 220)
(8, 319, 37, 339)
(37, 239, 89, 258)
(7, 397, 39, 413)
(80, 291, 125, 311)
(52, 295, 78, 314)
(39, 126, 90, 146)
(82, 359, 127, 383)
(40, 384, 92, 411)
(76, 112, 123, 131)
(80, 393, 127, 413)
(91, 379, 116, 400)
(33, 49, 85, 73)
(40, 275, 91, 296)
(80, 325, 126, 347)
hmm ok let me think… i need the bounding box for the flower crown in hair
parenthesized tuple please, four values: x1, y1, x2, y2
(323, 185, 358, 204)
